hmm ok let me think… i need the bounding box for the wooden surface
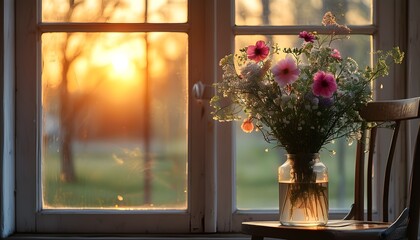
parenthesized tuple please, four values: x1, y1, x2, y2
(242, 221, 390, 240)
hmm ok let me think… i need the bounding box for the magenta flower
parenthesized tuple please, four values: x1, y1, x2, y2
(312, 71, 337, 98)
(271, 57, 300, 87)
(299, 31, 315, 43)
(331, 49, 342, 60)
(246, 40, 270, 62)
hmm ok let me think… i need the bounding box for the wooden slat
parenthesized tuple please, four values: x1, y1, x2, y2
(359, 98, 420, 122)
(367, 127, 377, 221)
(354, 130, 366, 221)
(382, 121, 401, 222)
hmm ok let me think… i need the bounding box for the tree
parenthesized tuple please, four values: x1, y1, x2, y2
(49, 0, 122, 182)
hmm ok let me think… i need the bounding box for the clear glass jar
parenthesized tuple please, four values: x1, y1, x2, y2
(278, 153, 328, 226)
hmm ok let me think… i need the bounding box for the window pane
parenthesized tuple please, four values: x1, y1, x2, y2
(236, 0, 372, 26)
(41, 32, 188, 210)
(42, 0, 187, 23)
(235, 34, 371, 210)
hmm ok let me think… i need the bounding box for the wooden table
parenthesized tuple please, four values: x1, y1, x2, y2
(242, 220, 390, 240)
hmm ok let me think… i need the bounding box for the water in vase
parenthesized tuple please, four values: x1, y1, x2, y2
(279, 181, 328, 226)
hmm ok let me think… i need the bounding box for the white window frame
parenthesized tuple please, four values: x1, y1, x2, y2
(4, 0, 411, 236)
(15, 0, 214, 233)
(1, 0, 15, 237)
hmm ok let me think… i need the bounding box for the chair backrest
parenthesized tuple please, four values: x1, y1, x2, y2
(353, 97, 420, 240)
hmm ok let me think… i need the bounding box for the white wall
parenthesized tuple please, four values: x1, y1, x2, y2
(1, 0, 15, 237)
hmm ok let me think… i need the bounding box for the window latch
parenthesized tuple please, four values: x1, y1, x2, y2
(192, 81, 212, 101)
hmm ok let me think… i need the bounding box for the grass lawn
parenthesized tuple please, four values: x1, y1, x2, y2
(42, 140, 187, 209)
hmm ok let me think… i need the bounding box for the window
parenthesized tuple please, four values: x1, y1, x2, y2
(16, 0, 208, 233)
(13, 0, 405, 235)
(215, 0, 405, 232)
(234, 0, 371, 210)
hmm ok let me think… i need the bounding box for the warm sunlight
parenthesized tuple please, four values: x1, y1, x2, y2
(88, 38, 143, 85)
(42, 0, 187, 23)
(108, 50, 137, 82)
(40, 0, 189, 211)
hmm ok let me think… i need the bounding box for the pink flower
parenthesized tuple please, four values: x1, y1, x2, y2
(246, 41, 270, 62)
(331, 49, 342, 60)
(312, 71, 337, 98)
(271, 57, 300, 87)
(299, 31, 315, 43)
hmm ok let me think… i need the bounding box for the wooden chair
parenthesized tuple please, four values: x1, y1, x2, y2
(242, 97, 420, 240)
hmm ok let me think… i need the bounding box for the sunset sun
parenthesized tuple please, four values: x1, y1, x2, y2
(109, 51, 136, 81)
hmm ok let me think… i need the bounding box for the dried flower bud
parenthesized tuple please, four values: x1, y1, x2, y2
(322, 12, 337, 26)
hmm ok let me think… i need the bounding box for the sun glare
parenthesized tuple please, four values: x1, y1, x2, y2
(110, 51, 133, 77)
(99, 48, 138, 83)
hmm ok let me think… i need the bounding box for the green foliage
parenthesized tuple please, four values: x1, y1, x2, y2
(43, 147, 187, 209)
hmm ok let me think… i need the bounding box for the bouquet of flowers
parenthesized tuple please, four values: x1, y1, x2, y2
(211, 12, 403, 154)
(211, 12, 403, 225)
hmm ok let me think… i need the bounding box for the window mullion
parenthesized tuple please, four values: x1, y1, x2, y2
(234, 25, 377, 35)
(201, 0, 218, 233)
(38, 23, 190, 33)
(188, 0, 211, 233)
(215, 0, 235, 233)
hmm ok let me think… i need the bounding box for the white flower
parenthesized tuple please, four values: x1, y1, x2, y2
(241, 62, 261, 81)
(311, 97, 319, 106)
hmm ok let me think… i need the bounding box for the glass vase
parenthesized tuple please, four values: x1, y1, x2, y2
(278, 153, 328, 226)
